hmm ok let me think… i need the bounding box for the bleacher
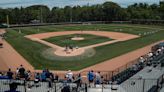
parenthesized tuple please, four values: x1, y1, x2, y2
(120, 66, 163, 92)
(111, 67, 142, 84)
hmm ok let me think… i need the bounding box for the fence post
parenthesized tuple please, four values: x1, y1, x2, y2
(111, 71, 114, 81)
(105, 73, 107, 81)
(54, 82, 56, 92)
(24, 80, 27, 92)
(85, 83, 87, 92)
(142, 79, 145, 92)
(157, 78, 159, 91)
(102, 83, 104, 92)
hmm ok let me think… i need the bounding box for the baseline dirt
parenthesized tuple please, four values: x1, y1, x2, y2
(0, 29, 34, 71)
(26, 31, 138, 41)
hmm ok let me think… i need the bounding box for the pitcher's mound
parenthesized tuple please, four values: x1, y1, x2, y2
(71, 37, 84, 41)
(54, 48, 85, 57)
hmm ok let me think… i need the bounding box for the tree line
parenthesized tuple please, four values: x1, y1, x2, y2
(0, 1, 164, 24)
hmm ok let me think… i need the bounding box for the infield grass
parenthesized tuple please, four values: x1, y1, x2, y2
(43, 34, 113, 47)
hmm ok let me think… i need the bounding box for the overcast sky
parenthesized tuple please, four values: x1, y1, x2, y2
(0, 0, 160, 9)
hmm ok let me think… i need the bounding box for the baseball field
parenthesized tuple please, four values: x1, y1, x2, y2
(1, 24, 164, 72)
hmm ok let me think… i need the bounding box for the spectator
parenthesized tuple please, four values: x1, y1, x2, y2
(0, 72, 9, 79)
(161, 46, 164, 51)
(5, 82, 20, 92)
(47, 73, 53, 88)
(44, 69, 53, 88)
(95, 71, 102, 85)
(66, 70, 73, 82)
(7, 68, 13, 79)
(155, 50, 159, 56)
(132, 64, 139, 71)
(34, 73, 40, 87)
(157, 48, 162, 54)
(25, 70, 31, 81)
(75, 73, 82, 91)
(16, 68, 19, 74)
(63, 76, 68, 86)
(0, 43, 3, 48)
(148, 52, 153, 58)
(62, 77, 70, 92)
(41, 70, 46, 81)
(18, 65, 25, 78)
(0, 72, 3, 76)
(139, 56, 145, 63)
(50, 72, 55, 82)
(162, 46, 164, 53)
(61, 85, 70, 92)
(87, 70, 95, 87)
(54, 74, 59, 82)
(35, 73, 40, 81)
(15, 68, 19, 79)
(45, 69, 51, 79)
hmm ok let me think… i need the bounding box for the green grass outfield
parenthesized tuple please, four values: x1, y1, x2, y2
(5, 24, 164, 70)
(43, 34, 113, 47)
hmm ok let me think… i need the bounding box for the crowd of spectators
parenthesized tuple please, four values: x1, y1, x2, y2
(112, 43, 164, 84)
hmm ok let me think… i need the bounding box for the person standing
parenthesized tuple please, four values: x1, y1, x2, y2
(87, 70, 95, 87)
(7, 68, 13, 79)
(41, 70, 47, 82)
(75, 73, 82, 91)
(18, 65, 25, 78)
(95, 71, 101, 85)
(66, 70, 73, 82)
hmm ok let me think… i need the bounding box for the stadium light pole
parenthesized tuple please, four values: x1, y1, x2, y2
(40, 6, 43, 23)
(6, 15, 10, 27)
(70, 5, 73, 23)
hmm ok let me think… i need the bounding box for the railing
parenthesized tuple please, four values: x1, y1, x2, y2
(0, 79, 88, 92)
(0, 76, 163, 92)
(79, 56, 142, 81)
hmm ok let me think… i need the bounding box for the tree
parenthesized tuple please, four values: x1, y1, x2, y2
(0, 1, 163, 24)
(102, 2, 121, 21)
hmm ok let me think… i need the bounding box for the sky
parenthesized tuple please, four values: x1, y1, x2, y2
(0, 0, 160, 9)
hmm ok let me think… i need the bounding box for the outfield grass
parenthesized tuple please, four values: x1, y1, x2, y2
(12, 24, 160, 35)
(5, 24, 164, 70)
(43, 34, 113, 47)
